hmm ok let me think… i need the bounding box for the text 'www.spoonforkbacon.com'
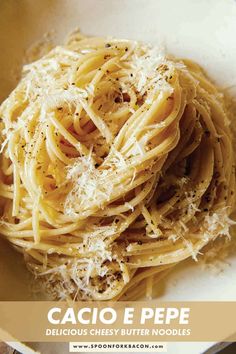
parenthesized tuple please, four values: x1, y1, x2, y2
(68, 342, 168, 353)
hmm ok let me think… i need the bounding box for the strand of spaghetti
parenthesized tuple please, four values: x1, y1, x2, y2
(114, 266, 172, 300)
(0, 221, 84, 238)
(0, 217, 32, 231)
(49, 113, 90, 157)
(146, 275, 153, 299)
(122, 267, 174, 300)
(32, 192, 40, 244)
(95, 177, 156, 217)
(46, 122, 71, 164)
(79, 100, 113, 143)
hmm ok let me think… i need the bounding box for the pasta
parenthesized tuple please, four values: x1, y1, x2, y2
(0, 33, 235, 300)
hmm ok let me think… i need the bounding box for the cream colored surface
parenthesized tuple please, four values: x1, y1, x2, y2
(0, 0, 236, 353)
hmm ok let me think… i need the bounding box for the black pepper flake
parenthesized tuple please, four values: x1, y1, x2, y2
(137, 240, 143, 245)
(213, 171, 220, 179)
(105, 43, 111, 48)
(203, 208, 208, 212)
(205, 195, 211, 203)
(122, 92, 130, 102)
(114, 271, 122, 280)
(125, 47, 128, 52)
(114, 96, 122, 103)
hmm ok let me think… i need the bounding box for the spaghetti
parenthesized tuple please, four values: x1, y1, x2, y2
(0, 34, 235, 300)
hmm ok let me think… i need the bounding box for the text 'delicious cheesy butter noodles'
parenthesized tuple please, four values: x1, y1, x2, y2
(0, 33, 235, 300)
